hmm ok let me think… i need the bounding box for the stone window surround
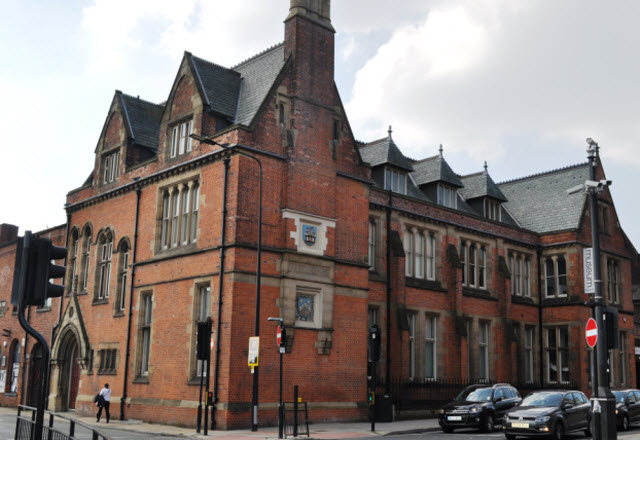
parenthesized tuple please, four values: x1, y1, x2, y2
(508, 250, 532, 298)
(403, 225, 437, 281)
(408, 311, 440, 381)
(189, 279, 212, 382)
(135, 291, 154, 381)
(155, 172, 201, 254)
(544, 254, 568, 298)
(169, 116, 194, 159)
(101, 149, 121, 185)
(460, 239, 488, 290)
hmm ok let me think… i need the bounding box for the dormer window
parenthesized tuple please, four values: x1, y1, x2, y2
(385, 168, 406, 194)
(484, 198, 501, 221)
(437, 183, 457, 208)
(170, 119, 194, 158)
(102, 151, 120, 185)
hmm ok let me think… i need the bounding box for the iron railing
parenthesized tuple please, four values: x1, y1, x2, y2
(283, 401, 309, 438)
(15, 405, 110, 440)
(374, 378, 582, 412)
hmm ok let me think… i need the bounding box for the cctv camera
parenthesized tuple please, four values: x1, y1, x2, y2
(586, 138, 597, 146)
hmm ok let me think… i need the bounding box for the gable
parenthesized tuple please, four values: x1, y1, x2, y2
(103, 111, 124, 151)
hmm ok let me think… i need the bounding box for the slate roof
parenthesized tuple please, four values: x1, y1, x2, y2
(498, 163, 590, 234)
(359, 136, 415, 172)
(233, 44, 287, 126)
(459, 170, 508, 202)
(411, 155, 464, 188)
(190, 55, 242, 119)
(191, 43, 287, 126)
(120, 93, 164, 151)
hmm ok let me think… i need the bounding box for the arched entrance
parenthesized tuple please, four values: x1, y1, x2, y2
(57, 331, 81, 411)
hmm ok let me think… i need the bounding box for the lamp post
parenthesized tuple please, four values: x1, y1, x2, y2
(190, 134, 263, 432)
(585, 138, 617, 440)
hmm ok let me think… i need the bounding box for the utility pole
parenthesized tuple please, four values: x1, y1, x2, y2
(586, 138, 617, 440)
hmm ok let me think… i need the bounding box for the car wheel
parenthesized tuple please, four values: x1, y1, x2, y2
(441, 426, 454, 434)
(482, 414, 495, 433)
(553, 422, 565, 440)
(622, 415, 630, 431)
(505, 433, 516, 440)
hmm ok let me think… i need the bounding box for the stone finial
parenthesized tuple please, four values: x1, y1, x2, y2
(484, 161, 488, 172)
(388, 125, 393, 139)
(439, 144, 444, 159)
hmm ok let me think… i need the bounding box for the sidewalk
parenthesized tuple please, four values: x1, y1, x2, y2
(65, 410, 441, 440)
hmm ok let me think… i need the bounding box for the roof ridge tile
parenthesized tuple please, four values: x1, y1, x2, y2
(499, 162, 589, 185)
(232, 42, 285, 70)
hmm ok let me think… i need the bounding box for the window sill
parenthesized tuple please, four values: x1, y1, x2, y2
(92, 299, 110, 306)
(3, 393, 17, 397)
(511, 295, 535, 305)
(133, 376, 149, 384)
(36, 307, 52, 313)
(187, 377, 206, 386)
(97, 369, 117, 376)
(154, 244, 199, 260)
(405, 277, 446, 292)
(113, 311, 125, 318)
(462, 287, 497, 301)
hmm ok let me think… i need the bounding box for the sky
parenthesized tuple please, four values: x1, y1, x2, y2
(1, 0, 639, 249)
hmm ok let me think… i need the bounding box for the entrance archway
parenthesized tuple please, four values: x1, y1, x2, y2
(57, 331, 81, 411)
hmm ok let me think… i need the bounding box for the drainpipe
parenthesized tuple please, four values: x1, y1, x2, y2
(121, 185, 142, 421)
(386, 193, 392, 394)
(537, 248, 544, 387)
(211, 153, 230, 430)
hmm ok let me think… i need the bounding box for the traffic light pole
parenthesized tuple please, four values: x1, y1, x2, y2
(13, 232, 51, 440)
(587, 141, 617, 440)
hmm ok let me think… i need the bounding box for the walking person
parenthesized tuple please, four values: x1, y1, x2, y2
(96, 383, 112, 423)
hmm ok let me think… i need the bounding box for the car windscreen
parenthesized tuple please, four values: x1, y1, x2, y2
(613, 392, 627, 403)
(521, 392, 563, 407)
(459, 388, 493, 402)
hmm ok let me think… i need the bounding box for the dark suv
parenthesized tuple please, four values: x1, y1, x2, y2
(613, 389, 640, 431)
(438, 383, 521, 433)
(502, 390, 591, 439)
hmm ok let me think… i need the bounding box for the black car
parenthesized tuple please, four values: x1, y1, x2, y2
(502, 390, 591, 439)
(613, 389, 640, 431)
(438, 383, 521, 433)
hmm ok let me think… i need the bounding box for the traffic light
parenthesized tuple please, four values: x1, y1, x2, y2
(10, 231, 67, 308)
(368, 325, 381, 362)
(197, 318, 213, 360)
(368, 391, 375, 405)
(604, 307, 619, 350)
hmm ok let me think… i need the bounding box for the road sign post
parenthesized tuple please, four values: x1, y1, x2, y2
(585, 318, 598, 348)
(586, 140, 617, 440)
(269, 317, 285, 439)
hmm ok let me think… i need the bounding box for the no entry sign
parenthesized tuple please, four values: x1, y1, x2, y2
(276, 325, 282, 346)
(586, 318, 598, 348)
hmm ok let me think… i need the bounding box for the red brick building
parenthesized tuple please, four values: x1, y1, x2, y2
(1, 0, 637, 428)
(0, 224, 66, 409)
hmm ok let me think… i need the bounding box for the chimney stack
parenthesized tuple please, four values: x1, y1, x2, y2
(284, 0, 335, 102)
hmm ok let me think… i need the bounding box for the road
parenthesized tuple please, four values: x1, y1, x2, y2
(377, 426, 640, 440)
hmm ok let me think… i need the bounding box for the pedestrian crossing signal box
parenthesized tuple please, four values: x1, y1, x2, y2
(368, 392, 375, 406)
